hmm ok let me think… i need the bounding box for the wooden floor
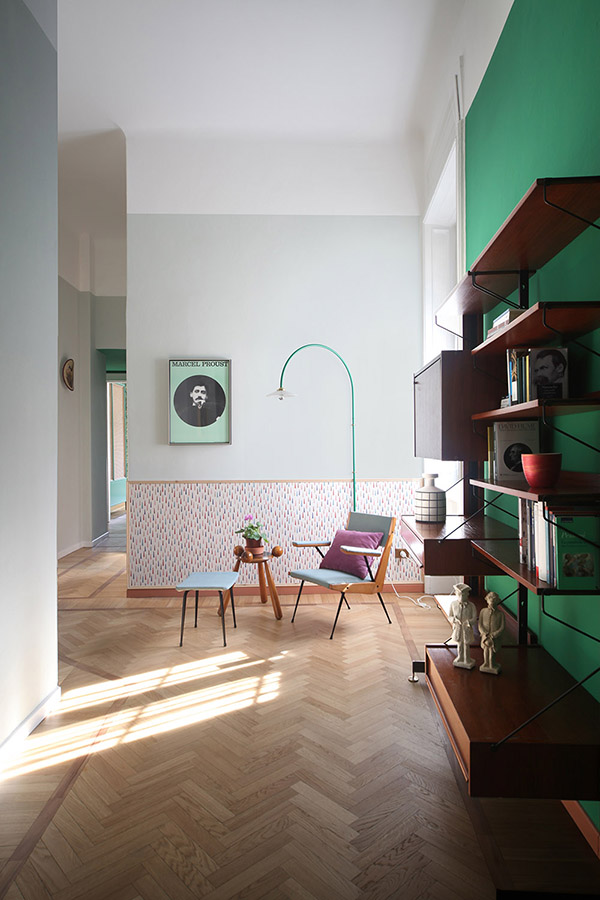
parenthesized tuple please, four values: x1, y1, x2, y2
(0, 515, 596, 898)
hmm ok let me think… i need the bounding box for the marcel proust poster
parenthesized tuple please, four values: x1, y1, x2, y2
(169, 358, 231, 444)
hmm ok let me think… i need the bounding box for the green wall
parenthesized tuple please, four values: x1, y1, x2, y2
(465, 0, 600, 827)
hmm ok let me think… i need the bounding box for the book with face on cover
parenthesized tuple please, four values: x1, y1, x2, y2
(493, 420, 540, 480)
(528, 347, 569, 400)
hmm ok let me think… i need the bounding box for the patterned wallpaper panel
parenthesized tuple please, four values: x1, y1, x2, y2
(127, 480, 421, 588)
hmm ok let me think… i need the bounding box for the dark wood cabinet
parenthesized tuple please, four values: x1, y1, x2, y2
(413, 350, 502, 460)
(399, 514, 515, 576)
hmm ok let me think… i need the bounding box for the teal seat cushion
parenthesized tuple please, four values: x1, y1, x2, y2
(289, 568, 369, 589)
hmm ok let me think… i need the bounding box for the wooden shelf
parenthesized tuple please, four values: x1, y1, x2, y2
(425, 643, 600, 799)
(436, 177, 600, 322)
(471, 300, 600, 356)
(470, 470, 600, 501)
(472, 538, 598, 595)
(399, 515, 516, 577)
(472, 398, 600, 421)
(472, 539, 550, 593)
(482, 307, 600, 352)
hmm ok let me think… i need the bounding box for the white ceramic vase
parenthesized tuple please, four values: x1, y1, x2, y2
(414, 473, 446, 523)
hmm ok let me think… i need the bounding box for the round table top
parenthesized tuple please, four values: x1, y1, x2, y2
(236, 552, 276, 564)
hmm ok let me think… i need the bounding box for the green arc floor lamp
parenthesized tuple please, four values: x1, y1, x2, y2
(268, 343, 356, 511)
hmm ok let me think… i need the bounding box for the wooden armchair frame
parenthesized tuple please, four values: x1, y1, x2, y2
(289, 512, 398, 639)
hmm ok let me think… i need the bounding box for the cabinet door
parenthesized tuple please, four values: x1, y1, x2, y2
(414, 350, 501, 461)
(414, 354, 443, 459)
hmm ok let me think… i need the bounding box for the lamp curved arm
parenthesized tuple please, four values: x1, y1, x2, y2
(278, 343, 356, 511)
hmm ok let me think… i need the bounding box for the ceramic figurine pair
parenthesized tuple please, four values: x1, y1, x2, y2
(448, 583, 505, 674)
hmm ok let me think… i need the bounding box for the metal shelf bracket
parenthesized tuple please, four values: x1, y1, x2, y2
(541, 406, 600, 455)
(541, 306, 600, 360)
(491, 665, 600, 751)
(469, 269, 533, 310)
(543, 180, 600, 231)
(541, 595, 600, 644)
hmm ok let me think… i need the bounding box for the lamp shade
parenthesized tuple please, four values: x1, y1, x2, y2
(266, 388, 296, 400)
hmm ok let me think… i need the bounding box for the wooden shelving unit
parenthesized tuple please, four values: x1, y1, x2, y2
(425, 644, 600, 799)
(436, 177, 600, 324)
(408, 175, 600, 803)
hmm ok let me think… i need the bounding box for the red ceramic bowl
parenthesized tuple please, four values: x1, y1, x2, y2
(521, 453, 562, 489)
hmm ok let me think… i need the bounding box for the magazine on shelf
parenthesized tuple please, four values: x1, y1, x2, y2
(493, 420, 539, 480)
(551, 511, 600, 590)
(528, 347, 569, 400)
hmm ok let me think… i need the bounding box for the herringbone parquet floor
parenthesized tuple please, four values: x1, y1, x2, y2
(0, 525, 496, 899)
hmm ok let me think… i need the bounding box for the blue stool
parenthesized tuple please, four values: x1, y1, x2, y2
(176, 571, 239, 647)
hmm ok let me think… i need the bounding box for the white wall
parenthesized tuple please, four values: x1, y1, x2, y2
(58, 278, 83, 555)
(128, 214, 421, 482)
(57, 280, 126, 556)
(0, 0, 59, 749)
(94, 295, 126, 349)
(417, 0, 514, 212)
(127, 137, 420, 216)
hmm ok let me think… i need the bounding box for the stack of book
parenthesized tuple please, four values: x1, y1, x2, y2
(486, 308, 524, 340)
(487, 420, 540, 480)
(506, 346, 569, 404)
(519, 498, 600, 589)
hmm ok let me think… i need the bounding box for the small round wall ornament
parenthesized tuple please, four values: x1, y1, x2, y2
(61, 358, 74, 391)
(414, 473, 446, 523)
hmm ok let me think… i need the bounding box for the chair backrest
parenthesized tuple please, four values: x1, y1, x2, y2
(346, 512, 393, 547)
(345, 511, 396, 590)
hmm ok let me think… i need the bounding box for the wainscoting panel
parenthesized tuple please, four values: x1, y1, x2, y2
(127, 479, 421, 588)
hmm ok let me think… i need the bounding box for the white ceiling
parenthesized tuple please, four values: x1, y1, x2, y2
(58, 0, 463, 141)
(57, 0, 470, 246)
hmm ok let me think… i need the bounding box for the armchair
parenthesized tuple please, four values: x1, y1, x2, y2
(289, 512, 400, 639)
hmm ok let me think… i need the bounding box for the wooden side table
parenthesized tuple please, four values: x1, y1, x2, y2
(223, 546, 283, 620)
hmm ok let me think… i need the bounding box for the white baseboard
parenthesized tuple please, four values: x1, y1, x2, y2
(58, 540, 89, 559)
(92, 532, 109, 545)
(0, 685, 61, 768)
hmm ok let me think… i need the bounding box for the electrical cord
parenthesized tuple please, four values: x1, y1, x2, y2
(393, 543, 433, 608)
(391, 586, 433, 609)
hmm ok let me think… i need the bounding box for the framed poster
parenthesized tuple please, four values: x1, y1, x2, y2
(169, 358, 231, 444)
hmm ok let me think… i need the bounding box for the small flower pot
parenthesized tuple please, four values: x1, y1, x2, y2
(521, 453, 562, 490)
(245, 538, 265, 556)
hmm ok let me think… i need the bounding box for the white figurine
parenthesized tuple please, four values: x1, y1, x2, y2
(448, 583, 477, 670)
(478, 590, 505, 675)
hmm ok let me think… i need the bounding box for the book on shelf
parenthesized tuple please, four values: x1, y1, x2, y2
(493, 308, 525, 329)
(534, 501, 550, 584)
(518, 497, 529, 565)
(492, 420, 539, 480)
(550, 510, 600, 590)
(528, 347, 569, 400)
(487, 308, 525, 338)
(505, 346, 569, 405)
(506, 348, 531, 404)
(517, 500, 600, 588)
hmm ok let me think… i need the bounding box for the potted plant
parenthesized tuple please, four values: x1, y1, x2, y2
(235, 515, 269, 556)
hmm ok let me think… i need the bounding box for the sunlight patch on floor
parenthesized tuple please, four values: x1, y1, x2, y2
(0, 654, 281, 779)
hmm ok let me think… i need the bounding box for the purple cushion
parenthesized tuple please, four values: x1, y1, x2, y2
(319, 529, 383, 579)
